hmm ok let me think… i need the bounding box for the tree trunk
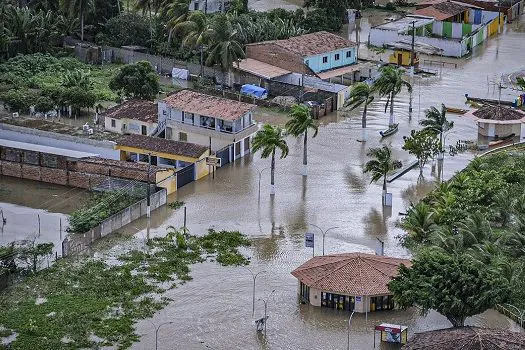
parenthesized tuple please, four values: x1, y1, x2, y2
(448, 316, 466, 328)
(382, 174, 387, 204)
(439, 131, 443, 152)
(389, 92, 395, 126)
(80, 9, 84, 41)
(302, 129, 308, 176)
(361, 103, 368, 141)
(270, 150, 275, 195)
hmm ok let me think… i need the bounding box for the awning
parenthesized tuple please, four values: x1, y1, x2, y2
(316, 62, 375, 80)
(235, 58, 290, 79)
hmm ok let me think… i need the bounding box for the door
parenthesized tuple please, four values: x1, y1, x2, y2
(141, 125, 147, 135)
(397, 53, 403, 66)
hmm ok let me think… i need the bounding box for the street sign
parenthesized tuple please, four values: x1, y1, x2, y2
(305, 233, 314, 248)
(206, 156, 221, 167)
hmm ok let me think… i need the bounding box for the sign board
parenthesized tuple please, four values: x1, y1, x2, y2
(305, 233, 314, 248)
(355, 296, 362, 302)
(206, 156, 221, 167)
(383, 192, 393, 207)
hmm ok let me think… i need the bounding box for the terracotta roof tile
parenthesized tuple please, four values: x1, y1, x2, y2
(163, 90, 256, 121)
(116, 134, 208, 159)
(291, 252, 411, 296)
(472, 105, 525, 121)
(414, 0, 468, 19)
(102, 100, 157, 124)
(247, 31, 356, 57)
(402, 327, 525, 349)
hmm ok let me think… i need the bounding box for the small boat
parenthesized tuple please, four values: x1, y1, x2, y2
(380, 123, 399, 138)
(445, 106, 468, 114)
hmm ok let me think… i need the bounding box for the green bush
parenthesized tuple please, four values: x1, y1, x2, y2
(67, 191, 142, 233)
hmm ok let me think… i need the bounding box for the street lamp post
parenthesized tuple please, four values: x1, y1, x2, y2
(347, 311, 355, 350)
(256, 167, 269, 203)
(309, 224, 339, 256)
(146, 320, 174, 350)
(258, 289, 276, 335)
(242, 266, 266, 316)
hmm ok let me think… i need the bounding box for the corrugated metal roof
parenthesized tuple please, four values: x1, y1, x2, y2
(0, 139, 99, 159)
(236, 58, 290, 79)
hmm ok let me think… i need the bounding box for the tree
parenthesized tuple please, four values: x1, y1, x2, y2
(403, 129, 440, 177)
(252, 124, 289, 195)
(62, 86, 97, 116)
(420, 104, 454, 154)
(388, 249, 510, 327)
(95, 13, 151, 47)
(109, 61, 160, 100)
(373, 66, 412, 127)
(285, 104, 319, 176)
(364, 145, 402, 202)
(16, 240, 54, 274)
(517, 77, 525, 90)
(344, 82, 374, 142)
(169, 10, 207, 47)
(62, 0, 95, 41)
(201, 14, 244, 86)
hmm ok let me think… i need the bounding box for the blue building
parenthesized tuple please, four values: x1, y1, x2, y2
(245, 31, 358, 77)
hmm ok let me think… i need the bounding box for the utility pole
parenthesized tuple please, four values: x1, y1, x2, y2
(243, 267, 266, 316)
(309, 224, 339, 256)
(410, 21, 416, 68)
(146, 153, 152, 244)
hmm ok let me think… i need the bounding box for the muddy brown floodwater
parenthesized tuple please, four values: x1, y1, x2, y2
(125, 14, 525, 350)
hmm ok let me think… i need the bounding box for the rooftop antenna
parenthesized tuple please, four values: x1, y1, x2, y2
(488, 74, 507, 119)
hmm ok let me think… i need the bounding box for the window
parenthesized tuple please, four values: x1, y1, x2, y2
(141, 125, 147, 135)
(335, 53, 340, 61)
(111, 119, 116, 128)
(183, 112, 194, 124)
(322, 56, 328, 63)
(179, 132, 187, 142)
(193, 1, 199, 10)
(346, 51, 352, 58)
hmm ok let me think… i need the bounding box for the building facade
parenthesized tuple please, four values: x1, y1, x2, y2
(157, 90, 258, 161)
(292, 252, 411, 314)
(103, 100, 158, 136)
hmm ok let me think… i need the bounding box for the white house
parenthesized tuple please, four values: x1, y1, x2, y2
(103, 100, 158, 136)
(157, 90, 258, 163)
(189, 0, 229, 13)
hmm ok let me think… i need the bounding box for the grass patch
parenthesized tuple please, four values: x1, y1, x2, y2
(0, 228, 250, 349)
(168, 200, 185, 210)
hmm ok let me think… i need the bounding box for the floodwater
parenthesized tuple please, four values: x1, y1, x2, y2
(128, 14, 525, 350)
(0, 176, 89, 256)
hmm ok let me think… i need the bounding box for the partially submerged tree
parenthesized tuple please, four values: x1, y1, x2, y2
(109, 61, 160, 100)
(373, 66, 412, 127)
(420, 104, 454, 154)
(389, 249, 510, 327)
(364, 145, 402, 203)
(285, 104, 319, 176)
(252, 124, 289, 195)
(344, 82, 374, 142)
(403, 129, 440, 178)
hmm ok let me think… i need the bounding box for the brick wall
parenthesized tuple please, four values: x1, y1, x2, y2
(246, 43, 313, 75)
(21, 164, 41, 181)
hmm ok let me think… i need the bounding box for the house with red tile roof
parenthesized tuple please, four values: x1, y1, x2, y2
(157, 89, 258, 165)
(291, 252, 411, 313)
(103, 100, 158, 136)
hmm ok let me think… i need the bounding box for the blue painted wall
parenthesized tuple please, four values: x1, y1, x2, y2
(304, 47, 357, 73)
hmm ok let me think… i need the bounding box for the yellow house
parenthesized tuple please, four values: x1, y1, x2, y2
(103, 100, 158, 136)
(389, 49, 419, 67)
(115, 134, 210, 194)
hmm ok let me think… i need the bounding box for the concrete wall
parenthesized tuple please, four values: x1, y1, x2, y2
(104, 117, 157, 135)
(62, 189, 167, 256)
(0, 123, 119, 160)
(304, 48, 357, 73)
(189, 0, 227, 12)
(309, 287, 322, 307)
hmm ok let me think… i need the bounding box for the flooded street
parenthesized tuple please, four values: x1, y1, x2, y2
(0, 176, 89, 255)
(129, 14, 525, 350)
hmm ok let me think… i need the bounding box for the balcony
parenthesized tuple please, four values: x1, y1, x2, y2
(166, 119, 258, 142)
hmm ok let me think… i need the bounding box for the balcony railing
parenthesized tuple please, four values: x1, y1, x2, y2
(169, 118, 255, 134)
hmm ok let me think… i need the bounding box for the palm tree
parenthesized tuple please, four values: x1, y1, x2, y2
(373, 66, 412, 127)
(169, 10, 206, 47)
(62, 0, 94, 41)
(364, 145, 402, 203)
(285, 104, 319, 176)
(344, 82, 374, 142)
(420, 103, 454, 154)
(201, 14, 244, 86)
(252, 124, 289, 195)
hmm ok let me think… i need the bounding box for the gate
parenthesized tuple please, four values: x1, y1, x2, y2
(216, 146, 231, 167)
(176, 163, 195, 188)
